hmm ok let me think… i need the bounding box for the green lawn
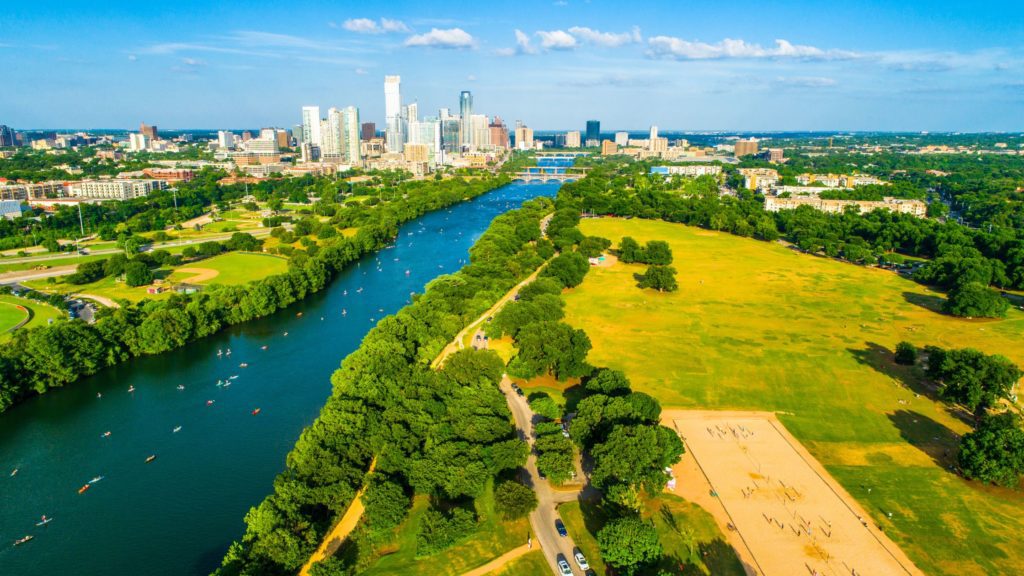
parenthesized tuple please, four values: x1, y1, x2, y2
(491, 549, 548, 575)
(165, 252, 288, 285)
(359, 480, 529, 575)
(562, 217, 1024, 576)
(559, 494, 744, 576)
(0, 253, 108, 274)
(0, 299, 29, 332)
(26, 252, 289, 304)
(0, 294, 64, 341)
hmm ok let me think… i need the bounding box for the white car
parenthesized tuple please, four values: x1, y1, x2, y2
(557, 554, 573, 576)
(574, 550, 590, 571)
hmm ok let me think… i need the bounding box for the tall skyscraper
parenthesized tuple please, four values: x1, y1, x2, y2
(340, 106, 361, 163)
(459, 91, 473, 149)
(361, 122, 376, 141)
(322, 107, 344, 158)
(0, 125, 16, 147)
(566, 131, 581, 148)
(614, 131, 629, 146)
(301, 106, 322, 147)
(489, 117, 509, 149)
(585, 120, 600, 146)
(384, 75, 403, 153)
(649, 125, 658, 141)
(140, 122, 158, 139)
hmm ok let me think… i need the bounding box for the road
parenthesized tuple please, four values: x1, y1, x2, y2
(500, 375, 584, 576)
(0, 229, 271, 266)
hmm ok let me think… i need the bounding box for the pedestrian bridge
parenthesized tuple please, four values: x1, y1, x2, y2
(512, 172, 581, 183)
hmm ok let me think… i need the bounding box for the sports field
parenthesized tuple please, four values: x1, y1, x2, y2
(165, 252, 288, 285)
(0, 294, 64, 340)
(0, 299, 29, 332)
(562, 217, 1024, 576)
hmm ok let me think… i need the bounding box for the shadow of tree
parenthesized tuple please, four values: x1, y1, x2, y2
(902, 291, 946, 313)
(887, 409, 960, 469)
(847, 341, 973, 426)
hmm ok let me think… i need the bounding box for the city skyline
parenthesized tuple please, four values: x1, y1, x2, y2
(1, 0, 1023, 130)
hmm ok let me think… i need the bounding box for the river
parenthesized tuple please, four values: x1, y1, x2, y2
(0, 181, 561, 576)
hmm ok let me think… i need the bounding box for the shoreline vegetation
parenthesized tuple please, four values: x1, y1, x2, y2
(215, 196, 557, 575)
(0, 174, 510, 413)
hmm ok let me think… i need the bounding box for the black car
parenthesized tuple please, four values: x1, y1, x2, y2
(555, 518, 568, 537)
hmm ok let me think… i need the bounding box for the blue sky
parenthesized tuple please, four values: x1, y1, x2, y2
(1, 0, 1022, 131)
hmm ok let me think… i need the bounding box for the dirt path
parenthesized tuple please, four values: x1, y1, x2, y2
(72, 293, 120, 309)
(662, 409, 923, 576)
(460, 544, 532, 576)
(299, 458, 377, 576)
(172, 267, 219, 284)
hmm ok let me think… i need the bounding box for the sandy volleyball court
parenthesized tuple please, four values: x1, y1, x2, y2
(664, 410, 923, 576)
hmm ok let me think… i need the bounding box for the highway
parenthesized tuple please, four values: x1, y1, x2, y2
(500, 375, 585, 576)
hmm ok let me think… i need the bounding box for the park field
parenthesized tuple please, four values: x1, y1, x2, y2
(560, 217, 1024, 576)
(164, 252, 288, 286)
(0, 294, 63, 341)
(27, 252, 289, 304)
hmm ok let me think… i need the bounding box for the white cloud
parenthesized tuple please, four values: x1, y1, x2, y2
(536, 30, 577, 50)
(775, 76, 837, 88)
(647, 36, 858, 60)
(127, 54, 137, 61)
(341, 17, 409, 34)
(380, 18, 410, 33)
(354, 67, 368, 75)
(497, 29, 538, 56)
(405, 28, 475, 49)
(467, 74, 477, 81)
(567, 26, 641, 47)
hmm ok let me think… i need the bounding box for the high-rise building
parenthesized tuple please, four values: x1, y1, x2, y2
(0, 125, 16, 147)
(649, 125, 658, 143)
(470, 114, 490, 150)
(406, 102, 418, 124)
(459, 91, 473, 149)
(340, 106, 361, 164)
(302, 106, 322, 147)
(217, 131, 236, 149)
(128, 133, 149, 152)
(322, 108, 344, 158)
(489, 117, 509, 149)
(292, 124, 303, 144)
(601, 140, 618, 155)
(361, 122, 376, 141)
(514, 123, 534, 150)
(565, 131, 581, 148)
(140, 123, 158, 139)
(384, 75, 403, 153)
(614, 131, 629, 146)
(765, 148, 785, 163)
(275, 129, 290, 149)
(585, 120, 600, 146)
(734, 138, 759, 157)
(408, 117, 441, 166)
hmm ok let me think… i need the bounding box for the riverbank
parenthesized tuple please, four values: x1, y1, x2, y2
(0, 181, 562, 576)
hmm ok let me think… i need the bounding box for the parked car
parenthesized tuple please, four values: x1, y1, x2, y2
(574, 550, 590, 571)
(556, 554, 573, 576)
(555, 518, 568, 537)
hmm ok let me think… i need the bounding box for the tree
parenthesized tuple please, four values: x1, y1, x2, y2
(123, 260, 153, 287)
(926, 346, 1022, 419)
(619, 236, 642, 263)
(529, 393, 562, 420)
(584, 368, 631, 396)
(508, 321, 592, 381)
(494, 481, 538, 519)
(590, 425, 685, 507)
(597, 516, 663, 576)
(579, 236, 612, 258)
(541, 251, 590, 288)
(895, 341, 918, 365)
(67, 259, 107, 285)
(943, 281, 1009, 318)
(958, 412, 1024, 487)
(637, 265, 678, 292)
(643, 240, 673, 265)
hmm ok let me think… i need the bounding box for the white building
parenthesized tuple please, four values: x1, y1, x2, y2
(470, 114, 490, 150)
(566, 131, 582, 148)
(614, 132, 629, 147)
(69, 179, 167, 200)
(301, 106, 322, 147)
(217, 131, 237, 150)
(241, 137, 279, 154)
(128, 133, 149, 152)
(384, 76, 403, 153)
(650, 165, 722, 177)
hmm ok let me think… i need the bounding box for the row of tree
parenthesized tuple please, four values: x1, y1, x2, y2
(216, 196, 558, 575)
(0, 176, 509, 414)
